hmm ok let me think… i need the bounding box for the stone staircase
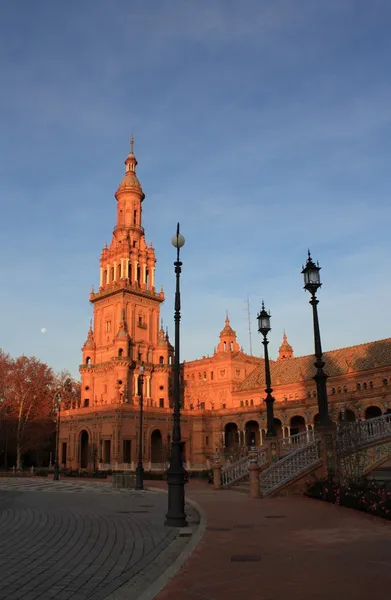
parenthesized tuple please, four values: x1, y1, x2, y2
(259, 439, 322, 498)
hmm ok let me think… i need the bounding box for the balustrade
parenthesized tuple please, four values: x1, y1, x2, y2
(337, 413, 391, 453)
(260, 440, 321, 497)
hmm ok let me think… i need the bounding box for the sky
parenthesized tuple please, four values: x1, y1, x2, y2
(0, 0, 391, 378)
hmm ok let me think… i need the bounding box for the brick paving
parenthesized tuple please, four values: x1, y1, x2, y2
(155, 480, 391, 600)
(0, 477, 197, 600)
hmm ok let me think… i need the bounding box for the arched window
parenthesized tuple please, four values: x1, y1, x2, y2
(84, 398, 89, 407)
(383, 378, 388, 386)
(356, 382, 361, 390)
(250, 399, 254, 406)
(369, 381, 373, 389)
(159, 356, 164, 365)
(240, 400, 244, 407)
(363, 382, 367, 390)
(111, 267, 115, 281)
(337, 386, 341, 394)
(245, 400, 248, 407)
(203, 371, 206, 380)
(312, 390, 317, 397)
(223, 341, 226, 351)
(230, 342, 233, 351)
(168, 356, 172, 365)
(133, 210, 137, 225)
(343, 385, 348, 393)
(86, 357, 91, 366)
(118, 348, 123, 357)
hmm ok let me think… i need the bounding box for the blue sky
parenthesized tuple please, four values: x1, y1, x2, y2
(0, 0, 391, 378)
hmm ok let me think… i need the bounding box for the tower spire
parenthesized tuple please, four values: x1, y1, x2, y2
(130, 133, 134, 155)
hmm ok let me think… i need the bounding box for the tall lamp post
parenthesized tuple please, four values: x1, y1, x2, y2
(135, 364, 145, 490)
(257, 301, 276, 437)
(165, 223, 188, 528)
(302, 251, 332, 427)
(53, 394, 61, 481)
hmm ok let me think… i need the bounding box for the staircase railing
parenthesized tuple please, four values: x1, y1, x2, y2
(280, 429, 317, 455)
(221, 447, 268, 488)
(221, 454, 251, 488)
(337, 414, 391, 454)
(260, 440, 321, 497)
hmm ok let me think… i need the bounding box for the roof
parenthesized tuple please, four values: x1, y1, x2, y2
(238, 338, 391, 391)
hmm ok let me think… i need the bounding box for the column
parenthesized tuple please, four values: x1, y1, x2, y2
(151, 267, 155, 288)
(100, 267, 104, 287)
(146, 376, 151, 398)
(106, 265, 110, 284)
(143, 264, 147, 285)
(125, 258, 130, 279)
(134, 261, 138, 283)
(260, 428, 263, 446)
(133, 374, 139, 396)
(113, 261, 117, 281)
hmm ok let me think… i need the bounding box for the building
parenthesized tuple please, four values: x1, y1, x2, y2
(59, 144, 391, 471)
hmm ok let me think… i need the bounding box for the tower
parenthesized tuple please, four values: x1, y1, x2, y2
(79, 139, 174, 411)
(278, 330, 294, 360)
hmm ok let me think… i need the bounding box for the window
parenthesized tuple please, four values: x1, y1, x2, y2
(86, 357, 91, 366)
(118, 348, 123, 357)
(159, 398, 164, 408)
(105, 320, 111, 332)
(363, 382, 367, 390)
(111, 267, 115, 281)
(222, 403, 226, 409)
(230, 342, 233, 351)
(159, 356, 164, 365)
(369, 381, 373, 389)
(84, 398, 89, 407)
(85, 386, 89, 391)
(250, 399, 254, 406)
(223, 342, 226, 351)
(211, 371, 214, 380)
(240, 400, 244, 407)
(198, 372, 202, 379)
(159, 385, 164, 391)
(312, 390, 317, 397)
(206, 436, 209, 446)
(337, 387, 341, 394)
(245, 400, 248, 407)
(200, 402, 205, 409)
(343, 386, 348, 393)
(138, 352, 142, 361)
(133, 210, 137, 225)
(190, 404, 194, 410)
(236, 369, 240, 377)
(203, 371, 207, 380)
(123, 440, 131, 464)
(383, 378, 388, 386)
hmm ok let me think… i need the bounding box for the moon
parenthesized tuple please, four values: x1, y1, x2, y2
(41, 328, 47, 334)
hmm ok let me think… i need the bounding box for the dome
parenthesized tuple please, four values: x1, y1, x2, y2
(116, 171, 145, 200)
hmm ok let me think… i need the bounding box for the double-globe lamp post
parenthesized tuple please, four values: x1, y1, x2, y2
(135, 364, 145, 490)
(302, 251, 332, 427)
(257, 302, 276, 438)
(165, 223, 188, 528)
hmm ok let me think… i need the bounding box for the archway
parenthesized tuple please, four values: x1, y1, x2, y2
(290, 415, 306, 436)
(338, 409, 356, 422)
(224, 423, 239, 448)
(151, 429, 163, 463)
(273, 418, 283, 439)
(245, 420, 260, 447)
(80, 430, 89, 469)
(365, 406, 382, 420)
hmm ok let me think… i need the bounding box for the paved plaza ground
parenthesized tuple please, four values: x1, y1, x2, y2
(0, 477, 199, 600)
(154, 480, 391, 600)
(2, 477, 391, 600)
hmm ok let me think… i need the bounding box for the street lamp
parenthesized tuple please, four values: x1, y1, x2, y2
(53, 393, 61, 481)
(135, 364, 145, 490)
(165, 223, 188, 528)
(302, 250, 333, 427)
(257, 301, 276, 437)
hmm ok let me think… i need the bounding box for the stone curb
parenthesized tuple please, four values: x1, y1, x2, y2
(134, 486, 207, 600)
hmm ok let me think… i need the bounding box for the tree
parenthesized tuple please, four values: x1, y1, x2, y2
(5, 356, 56, 469)
(0, 350, 13, 468)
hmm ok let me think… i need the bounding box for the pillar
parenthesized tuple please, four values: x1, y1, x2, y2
(213, 451, 222, 489)
(151, 267, 155, 288)
(100, 267, 104, 287)
(134, 261, 138, 283)
(249, 453, 260, 498)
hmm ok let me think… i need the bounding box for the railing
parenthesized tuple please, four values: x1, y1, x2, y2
(337, 414, 391, 454)
(260, 440, 321, 498)
(221, 447, 268, 488)
(98, 461, 209, 472)
(280, 429, 317, 455)
(221, 455, 251, 488)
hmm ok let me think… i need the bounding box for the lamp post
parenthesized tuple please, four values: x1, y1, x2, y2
(53, 394, 61, 481)
(135, 364, 145, 490)
(257, 301, 276, 437)
(302, 251, 333, 427)
(165, 223, 188, 528)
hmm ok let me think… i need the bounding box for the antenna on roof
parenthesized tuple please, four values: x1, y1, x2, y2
(246, 294, 253, 356)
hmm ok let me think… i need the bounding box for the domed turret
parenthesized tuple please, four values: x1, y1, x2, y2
(278, 330, 294, 360)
